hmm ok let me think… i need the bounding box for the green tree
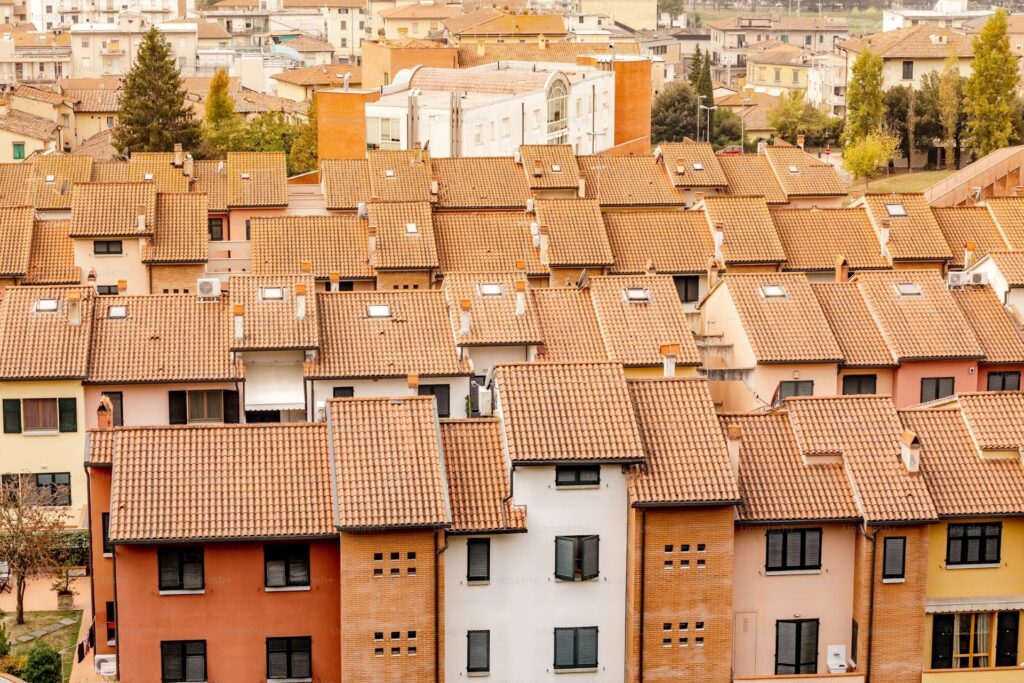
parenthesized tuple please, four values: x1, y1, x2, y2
(20, 642, 61, 683)
(711, 107, 743, 148)
(688, 44, 703, 88)
(0, 623, 10, 658)
(113, 26, 201, 153)
(695, 50, 714, 136)
(203, 68, 242, 158)
(239, 112, 300, 155)
(938, 52, 966, 169)
(966, 9, 1017, 156)
(651, 80, 699, 143)
(884, 86, 916, 169)
(843, 128, 902, 187)
(843, 48, 885, 146)
(658, 0, 686, 16)
(766, 90, 830, 145)
(289, 93, 318, 174)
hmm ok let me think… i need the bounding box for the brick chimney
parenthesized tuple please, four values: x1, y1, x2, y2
(96, 394, 114, 431)
(459, 298, 471, 336)
(726, 422, 742, 478)
(835, 255, 849, 283)
(136, 205, 147, 231)
(233, 304, 244, 340)
(328, 271, 340, 292)
(964, 240, 977, 268)
(660, 343, 680, 377)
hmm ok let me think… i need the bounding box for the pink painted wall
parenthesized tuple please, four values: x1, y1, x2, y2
(83, 383, 241, 428)
(838, 368, 894, 396)
(892, 359, 978, 408)
(977, 364, 1024, 392)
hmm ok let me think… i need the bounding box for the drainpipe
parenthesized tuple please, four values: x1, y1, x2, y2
(858, 523, 878, 682)
(638, 508, 646, 683)
(434, 528, 447, 683)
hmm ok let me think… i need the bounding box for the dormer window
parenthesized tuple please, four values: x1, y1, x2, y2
(625, 288, 650, 303)
(761, 284, 787, 299)
(895, 282, 922, 297)
(261, 287, 284, 300)
(107, 305, 127, 319)
(384, 168, 395, 178)
(787, 165, 799, 174)
(479, 283, 502, 296)
(692, 162, 704, 171)
(367, 304, 391, 318)
(34, 298, 58, 312)
(551, 164, 562, 173)
(885, 203, 907, 217)
(405, 222, 418, 234)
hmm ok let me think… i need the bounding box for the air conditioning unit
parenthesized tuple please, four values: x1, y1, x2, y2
(826, 645, 847, 674)
(477, 387, 494, 416)
(947, 271, 966, 288)
(970, 271, 988, 286)
(196, 277, 222, 298)
(94, 655, 117, 677)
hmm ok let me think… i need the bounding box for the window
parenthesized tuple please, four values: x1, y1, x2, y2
(105, 601, 116, 643)
(106, 116, 114, 128)
(265, 544, 310, 588)
(555, 465, 600, 487)
(93, 240, 122, 255)
(12, 142, 24, 160)
(882, 536, 906, 580)
(902, 60, 913, 80)
(778, 381, 814, 401)
(188, 390, 224, 423)
(625, 287, 651, 303)
(774, 68, 781, 82)
(417, 384, 450, 418)
(379, 117, 401, 144)
(367, 304, 391, 318)
(96, 285, 118, 296)
(261, 287, 284, 300)
(674, 275, 700, 303)
(101, 512, 112, 555)
(988, 371, 1020, 391)
(208, 217, 224, 241)
(267, 637, 311, 680)
(102, 391, 124, 426)
(546, 80, 569, 141)
(34, 298, 58, 312)
(842, 374, 877, 395)
(761, 284, 786, 298)
(766, 528, 822, 572)
(108, 305, 127, 319)
(885, 202, 907, 217)
(332, 386, 354, 398)
(692, 162, 704, 171)
(158, 547, 204, 591)
(479, 283, 502, 296)
(895, 282, 922, 296)
(931, 612, 1013, 669)
(22, 398, 58, 432)
(921, 377, 955, 403)
(946, 523, 1001, 566)
(775, 619, 818, 674)
(792, 69, 799, 84)
(555, 535, 599, 581)
(553, 627, 598, 670)
(161, 640, 205, 682)
(35, 473, 71, 506)
(16, 397, 76, 433)
(467, 630, 489, 673)
(467, 538, 489, 582)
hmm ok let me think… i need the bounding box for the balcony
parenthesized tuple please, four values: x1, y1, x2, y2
(205, 240, 250, 280)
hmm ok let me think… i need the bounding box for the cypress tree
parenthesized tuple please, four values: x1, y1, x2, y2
(689, 45, 703, 87)
(203, 68, 241, 158)
(695, 49, 714, 138)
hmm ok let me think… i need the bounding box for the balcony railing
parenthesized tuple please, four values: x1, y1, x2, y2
(206, 240, 251, 279)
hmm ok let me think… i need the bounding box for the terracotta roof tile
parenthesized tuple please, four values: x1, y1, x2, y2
(368, 201, 438, 270)
(87, 295, 241, 383)
(577, 155, 683, 206)
(702, 196, 786, 264)
(0, 205, 34, 276)
(494, 362, 645, 463)
(28, 155, 92, 210)
(434, 211, 545, 276)
(719, 155, 788, 203)
(603, 210, 714, 274)
(957, 392, 1024, 451)
(433, 157, 531, 209)
(983, 197, 1024, 250)
(0, 286, 94, 379)
(987, 251, 1024, 287)
(65, 90, 120, 112)
(518, 145, 579, 190)
(108, 423, 334, 542)
(627, 379, 740, 505)
(24, 219, 78, 284)
(320, 159, 369, 210)
(532, 288, 607, 362)
(85, 429, 114, 466)
(271, 64, 360, 86)
(228, 274, 320, 351)
(69, 182, 156, 237)
(440, 418, 526, 533)
(721, 412, 859, 522)
(445, 9, 565, 36)
(144, 192, 208, 264)
(443, 272, 543, 346)
(90, 160, 129, 182)
(456, 41, 636, 67)
(191, 160, 229, 212)
(13, 84, 73, 106)
(772, 207, 888, 271)
(0, 163, 32, 206)
(811, 282, 894, 367)
(838, 24, 971, 59)
(764, 146, 846, 197)
(0, 109, 57, 141)
(932, 206, 1007, 269)
(307, 291, 469, 379)
(534, 198, 613, 267)
(251, 215, 372, 280)
(951, 287, 1024, 364)
(367, 150, 432, 203)
(658, 141, 728, 188)
(227, 152, 287, 207)
(330, 396, 450, 530)
(861, 193, 953, 262)
(127, 152, 190, 192)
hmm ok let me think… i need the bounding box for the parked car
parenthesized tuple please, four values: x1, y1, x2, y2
(717, 145, 744, 156)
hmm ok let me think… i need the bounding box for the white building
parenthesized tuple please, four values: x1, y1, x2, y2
(882, 0, 992, 32)
(70, 16, 197, 77)
(365, 61, 616, 158)
(805, 51, 846, 117)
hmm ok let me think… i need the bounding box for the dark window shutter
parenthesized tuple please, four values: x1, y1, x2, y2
(184, 641, 205, 682)
(159, 551, 180, 590)
(182, 550, 204, 590)
(798, 620, 818, 673)
(57, 397, 77, 432)
(161, 642, 183, 680)
(580, 536, 599, 580)
(288, 552, 309, 586)
(997, 611, 1020, 667)
(223, 390, 240, 424)
(785, 531, 803, 568)
(2, 399, 21, 433)
(577, 627, 598, 667)
(554, 536, 576, 581)
(267, 639, 288, 679)
(553, 628, 575, 668)
(169, 391, 187, 425)
(101, 512, 111, 554)
(804, 530, 821, 568)
(932, 614, 955, 668)
(776, 621, 797, 673)
(467, 630, 489, 672)
(883, 537, 905, 579)
(290, 638, 311, 678)
(467, 538, 489, 581)
(766, 531, 783, 569)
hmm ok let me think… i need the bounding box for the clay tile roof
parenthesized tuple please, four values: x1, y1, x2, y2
(456, 41, 636, 68)
(280, 34, 335, 53)
(13, 84, 73, 106)
(367, 150, 432, 203)
(987, 251, 1024, 287)
(861, 193, 953, 261)
(604, 210, 714, 274)
(952, 286, 1024, 364)
(702, 196, 786, 264)
(440, 419, 526, 533)
(957, 392, 1024, 451)
(518, 145, 579, 190)
(228, 274, 320, 351)
(90, 160, 129, 182)
(0, 109, 58, 141)
(0, 163, 32, 206)
(432, 157, 531, 209)
(0, 205, 34, 276)
(308, 291, 469, 379)
(227, 152, 287, 207)
(145, 192, 208, 264)
(932, 206, 1007, 269)
(0, 286, 94, 379)
(29, 155, 92, 210)
(772, 207, 888, 271)
(109, 423, 334, 542)
(87, 295, 242, 383)
(838, 24, 972, 59)
(127, 152, 190, 192)
(811, 283, 894, 368)
(494, 362, 645, 463)
(380, 0, 460, 19)
(368, 201, 438, 269)
(320, 159, 368, 210)
(786, 396, 937, 523)
(63, 88, 120, 112)
(251, 215, 372, 280)
(445, 8, 564, 36)
(24, 219, 78, 284)
(191, 160, 229, 212)
(627, 379, 740, 506)
(577, 156, 683, 206)
(721, 412, 859, 522)
(443, 272, 543, 346)
(271, 64, 360, 86)
(533, 198, 613, 267)
(434, 212, 545, 276)
(983, 197, 1024, 250)
(719, 155, 788, 203)
(532, 288, 606, 362)
(658, 141, 728, 188)
(901, 404, 1024, 516)
(855, 270, 982, 361)
(85, 429, 114, 466)
(588, 274, 701, 366)
(330, 396, 450, 530)
(764, 146, 846, 197)
(719, 272, 843, 363)
(69, 182, 156, 237)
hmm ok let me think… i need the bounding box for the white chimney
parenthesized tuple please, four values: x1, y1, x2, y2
(530, 221, 540, 248)
(900, 429, 921, 473)
(233, 304, 244, 340)
(577, 178, 586, 198)
(136, 204, 147, 231)
(67, 290, 82, 327)
(172, 142, 184, 167)
(964, 240, 977, 268)
(357, 201, 368, 219)
(713, 222, 724, 260)
(459, 299, 472, 336)
(343, 72, 351, 91)
(660, 343, 679, 377)
(368, 225, 377, 255)
(879, 219, 891, 259)
(538, 229, 550, 266)
(295, 284, 307, 320)
(329, 271, 340, 292)
(183, 155, 194, 177)
(726, 422, 742, 478)
(514, 280, 527, 317)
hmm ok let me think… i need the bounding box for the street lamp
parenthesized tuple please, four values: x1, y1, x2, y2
(740, 98, 753, 151)
(699, 104, 718, 144)
(697, 94, 706, 142)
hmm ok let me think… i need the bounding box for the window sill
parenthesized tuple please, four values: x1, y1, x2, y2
(91, 254, 123, 258)
(466, 579, 489, 586)
(106, 640, 115, 647)
(881, 578, 905, 584)
(944, 563, 1001, 570)
(267, 679, 311, 683)
(21, 430, 60, 436)
(265, 585, 311, 592)
(158, 589, 205, 595)
(554, 667, 598, 674)
(555, 484, 601, 491)
(467, 672, 489, 678)
(103, 553, 112, 559)
(765, 569, 822, 576)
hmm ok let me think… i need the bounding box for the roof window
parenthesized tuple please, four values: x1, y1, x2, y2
(34, 298, 58, 312)
(405, 222, 418, 234)
(384, 168, 395, 178)
(143, 172, 154, 181)
(240, 172, 251, 180)
(44, 174, 55, 183)
(107, 305, 127, 319)
(625, 287, 651, 303)
(760, 284, 787, 299)
(885, 203, 907, 217)
(692, 162, 704, 171)
(895, 282, 922, 297)
(479, 283, 502, 296)
(367, 304, 392, 318)
(551, 164, 562, 172)
(261, 287, 284, 300)
(787, 165, 799, 174)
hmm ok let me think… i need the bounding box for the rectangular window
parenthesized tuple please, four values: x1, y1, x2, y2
(766, 529, 822, 572)
(93, 240, 122, 255)
(267, 637, 311, 680)
(417, 384, 450, 418)
(554, 535, 599, 581)
(34, 472, 71, 506)
(673, 275, 700, 303)
(22, 397, 58, 432)
(902, 60, 913, 80)
(467, 630, 489, 673)
(553, 626, 598, 670)
(12, 142, 24, 160)
(105, 601, 116, 643)
(988, 371, 1021, 392)
(778, 381, 814, 402)
(161, 640, 206, 682)
(187, 390, 224, 423)
(101, 512, 112, 554)
(555, 465, 600, 488)
(469, 376, 486, 417)
(946, 523, 1001, 566)
(102, 391, 124, 426)
(882, 536, 906, 580)
(264, 544, 310, 588)
(158, 547, 204, 591)
(774, 68, 781, 82)
(207, 217, 224, 241)
(921, 377, 954, 402)
(2, 399, 20, 433)
(332, 386, 354, 398)
(996, 611, 1019, 667)
(467, 538, 489, 582)
(775, 619, 818, 674)
(933, 612, 1000, 669)
(842, 374, 877, 395)
(96, 285, 119, 296)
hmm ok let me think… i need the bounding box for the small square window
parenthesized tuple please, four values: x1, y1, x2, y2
(664, 545, 673, 553)
(375, 647, 384, 656)
(405, 222, 418, 234)
(788, 165, 799, 174)
(107, 305, 127, 319)
(407, 552, 416, 560)
(895, 282, 922, 296)
(696, 622, 705, 630)
(697, 544, 706, 552)
(551, 164, 562, 172)
(34, 299, 58, 312)
(374, 552, 383, 561)
(693, 162, 704, 171)
(680, 638, 689, 647)
(681, 559, 690, 568)
(391, 647, 400, 656)
(680, 622, 688, 630)
(697, 559, 706, 567)
(368, 304, 391, 318)
(385, 169, 395, 178)
(407, 567, 417, 576)
(44, 174, 55, 182)
(390, 567, 400, 576)
(374, 632, 383, 641)
(408, 646, 417, 655)
(885, 203, 907, 217)
(391, 631, 400, 639)
(390, 552, 400, 560)
(262, 287, 284, 300)
(408, 631, 417, 639)
(479, 283, 502, 296)
(663, 638, 672, 647)
(696, 637, 704, 646)
(143, 172, 154, 181)
(663, 623, 672, 631)
(761, 284, 786, 298)
(663, 560, 673, 569)
(373, 568, 383, 576)
(681, 544, 690, 552)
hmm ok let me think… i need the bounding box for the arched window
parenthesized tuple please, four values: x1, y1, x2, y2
(546, 79, 569, 143)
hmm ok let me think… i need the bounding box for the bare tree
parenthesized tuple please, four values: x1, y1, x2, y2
(0, 475, 70, 624)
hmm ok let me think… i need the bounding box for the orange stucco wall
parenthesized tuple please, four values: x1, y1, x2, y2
(977, 364, 1024, 392)
(317, 89, 381, 162)
(361, 41, 458, 90)
(87, 466, 115, 656)
(115, 540, 341, 681)
(892, 359, 978, 408)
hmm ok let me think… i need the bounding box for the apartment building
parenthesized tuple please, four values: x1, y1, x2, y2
(46, 0, 176, 31)
(837, 24, 973, 91)
(708, 14, 848, 67)
(744, 43, 815, 96)
(0, 28, 71, 88)
(69, 16, 198, 77)
(378, 0, 460, 40)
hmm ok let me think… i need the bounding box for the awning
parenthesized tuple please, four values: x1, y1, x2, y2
(927, 595, 1024, 613)
(244, 360, 305, 411)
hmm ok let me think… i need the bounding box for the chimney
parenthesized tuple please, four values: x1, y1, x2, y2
(694, 191, 704, 203)
(407, 373, 420, 391)
(342, 72, 351, 91)
(136, 205, 147, 231)
(707, 257, 724, 290)
(577, 178, 586, 198)
(183, 155, 194, 178)
(879, 219, 891, 258)
(368, 223, 377, 255)
(514, 280, 527, 316)
(117, 279, 127, 294)
(538, 225, 550, 266)
(459, 298, 472, 336)
(96, 395, 113, 431)
(900, 429, 921, 473)
(713, 222, 725, 260)
(515, 258, 526, 272)
(796, 133, 805, 150)
(835, 255, 849, 283)
(172, 142, 184, 167)
(329, 271, 340, 292)
(726, 422, 742, 478)
(660, 343, 680, 377)
(532, 159, 544, 178)
(66, 290, 81, 327)
(295, 284, 307, 320)
(964, 240, 977, 268)
(233, 304, 244, 340)
(675, 158, 686, 175)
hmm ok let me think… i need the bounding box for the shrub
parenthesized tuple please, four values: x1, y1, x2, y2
(20, 642, 62, 683)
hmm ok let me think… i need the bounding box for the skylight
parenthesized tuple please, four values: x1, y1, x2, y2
(262, 287, 284, 300)
(625, 288, 651, 303)
(405, 222, 418, 234)
(479, 283, 502, 296)
(693, 162, 704, 171)
(895, 282, 922, 297)
(384, 169, 396, 178)
(34, 299, 58, 312)
(367, 304, 391, 318)
(787, 165, 799, 174)
(240, 172, 251, 180)
(44, 174, 55, 183)
(143, 173, 154, 181)
(107, 305, 127, 319)
(551, 164, 562, 173)
(885, 203, 907, 217)
(761, 284, 787, 299)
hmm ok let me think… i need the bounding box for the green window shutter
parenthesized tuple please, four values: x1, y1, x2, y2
(2, 399, 21, 433)
(58, 398, 77, 432)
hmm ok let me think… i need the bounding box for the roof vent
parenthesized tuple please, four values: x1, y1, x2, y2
(384, 168, 396, 178)
(693, 162, 704, 171)
(551, 164, 562, 173)
(787, 165, 799, 174)
(240, 172, 251, 180)
(143, 172, 154, 181)
(44, 174, 55, 183)
(405, 222, 418, 234)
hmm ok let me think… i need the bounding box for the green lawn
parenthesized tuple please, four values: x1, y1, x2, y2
(695, 8, 882, 34)
(2, 610, 82, 683)
(858, 169, 955, 194)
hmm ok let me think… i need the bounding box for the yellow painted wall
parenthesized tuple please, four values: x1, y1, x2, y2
(922, 668, 1024, 682)
(624, 365, 700, 379)
(926, 519, 1024, 599)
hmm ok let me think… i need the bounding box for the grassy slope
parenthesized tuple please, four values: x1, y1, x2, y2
(860, 169, 955, 193)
